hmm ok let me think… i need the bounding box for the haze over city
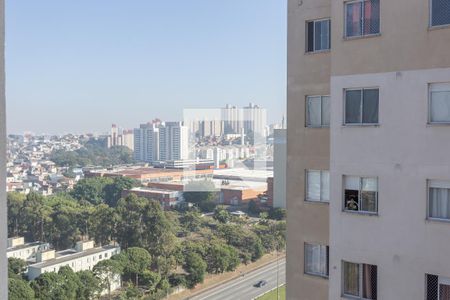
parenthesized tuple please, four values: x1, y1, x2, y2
(6, 0, 286, 134)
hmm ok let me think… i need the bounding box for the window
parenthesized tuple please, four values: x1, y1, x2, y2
(305, 243, 329, 277)
(345, 88, 379, 125)
(429, 83, 450, 124)
(307, 96, 330, 127)
(344, 176, 378, 213)
(306, 170, 330, 202)
(306, 19, 331, 52)
(426, 274, 450, 300)
(345, 0, 380, 38)
(431, 0, 450, 27)
(428, 180, 450, 221)
(343, 261, 377, 299)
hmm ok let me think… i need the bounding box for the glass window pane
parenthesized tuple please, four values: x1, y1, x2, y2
(345, 90, 362, 124)
(320, 20, 330, 50)
(307, 170, 321, 201)
(362, 89, 379, 123)
(346, 2, 362, 37)
(364, 0, 380, 34)
(307, 96, 322, 126)
(431, 0, 450, 27)
(362, 264, 377, 299)
(429, 188, 450, 219)
(321, 96, 330, 126)
(345, 176, 360, 211)
(344, 262, 360, 296)
(362, 177, 377, 192)
(431, 91, 450, 123)
(321, 171, 330, 202)
(314, 21, 322, 51)
(305, 244, 327, 276)
(307, 21, 314, 52)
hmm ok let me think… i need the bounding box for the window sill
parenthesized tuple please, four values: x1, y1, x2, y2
(426, 217, 450, 224)
(304, 272, 329, 280)
(342, 123, 380, 127)
(427, 122, 450, 127)
(305, 125, 330, 129)
(343, 33, 381, 41)
(428, 24, 450, 31)
(305, 49, 330, 55)
(343, 210, 378, 216)
(305, 199, 330, 205)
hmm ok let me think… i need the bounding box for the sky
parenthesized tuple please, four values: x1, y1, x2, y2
(6, 1, 286, 135)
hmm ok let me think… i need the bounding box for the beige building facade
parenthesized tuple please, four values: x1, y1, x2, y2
(287, 0, 450, 299)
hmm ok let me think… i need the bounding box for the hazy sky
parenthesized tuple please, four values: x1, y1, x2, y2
(6, 1, 286, 135)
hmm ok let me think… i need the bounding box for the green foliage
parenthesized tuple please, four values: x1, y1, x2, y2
(124, 247, 152, 286)
(8, 278, 35, 300)
(179, 211, 202, 233)
(93, 259, 122, 296)
(8, 257, 27, 279)
(183, 252, 207, 288)
(205, 241, 240, 274)
(268, 207, 287, 220)
(213, 208, 231, 223)
(183, 181, 218, 212)
(31, 272, 68, 300)
(50, 141, 133, 168)
(77, 270, 101, 300)
(218, 224, 265, 263)
(70, 177, 113, 205)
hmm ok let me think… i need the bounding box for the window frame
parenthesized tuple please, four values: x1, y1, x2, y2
(429, 0, 450, 29)
(304, 243, 329, 278)
(305, 18, 331, 53)
(342, 261, 378, 300)
(427, 179, 450, 222)
(343, 175, 378, 215)
(344, 0, 381, 39)
(428, 82, 450, 125)
(305, 169, 330, 203)
(306, 95, 331, 128)
(343, 87, 380, 126)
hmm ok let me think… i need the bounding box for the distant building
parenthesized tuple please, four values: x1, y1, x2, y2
(134, 122, 160, 162)
(27, 241, 121, 293)
(107, 124, 134, 151)
(122, 187, 183, 210)
(7, 237, 50, 262)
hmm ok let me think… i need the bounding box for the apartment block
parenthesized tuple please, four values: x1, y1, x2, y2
(27, 241, 121, 293)
(287, 0, 450, 299)
(6, 237, 50, 262)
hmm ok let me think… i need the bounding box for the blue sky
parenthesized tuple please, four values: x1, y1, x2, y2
(6, 1, 286, 134)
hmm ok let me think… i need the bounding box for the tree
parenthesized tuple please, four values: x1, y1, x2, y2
(104, 176, 136, 207)
(31, 272, 67, 300)
(58, 266, 82, 300)
(268, 207, 286, 220)
(89, 204, 118, 246)
(22, 192, 52, 242)
(179, 211, 202, 233)
(115, 194, 146, 249)
(93, 259, 123, 297)
(205, 241, 240, 274)
(70, 177, 113, 205)
(183, 252, 207, 288)
(124, 247, 152, 287)
(8, 258, 27, 279)
(213, 208, 231, 224)
(7, 192, 26, 237)
(8, 278, 35, 300)
(183, 181, 218, 212)
(77, 270, 101, 300)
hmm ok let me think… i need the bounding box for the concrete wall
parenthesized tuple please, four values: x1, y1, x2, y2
(330, 0, 450, 76)
(287, 0, 330, 299)
(273, 129, 286, 208)
(330, 67, 450, 299)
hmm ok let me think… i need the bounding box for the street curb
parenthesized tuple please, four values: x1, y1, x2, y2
(252, 284, 285, 300)
(182, 254, 286, 300)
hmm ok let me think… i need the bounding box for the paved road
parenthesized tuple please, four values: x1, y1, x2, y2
(189, 258, 286, 300)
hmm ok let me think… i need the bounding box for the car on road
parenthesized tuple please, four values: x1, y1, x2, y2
(254, 280, 268, 288)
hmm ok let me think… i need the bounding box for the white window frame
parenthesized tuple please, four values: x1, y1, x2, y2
(306, 18, 331, 53)
(429, 0, 450, 28)
(343, 87, 380, 126)
(306, 169, 330, 203)
(306, 95, 330, 128)
(428, 83, 450, 124)
(344, 0, 380, 38)
(304, 243, 329, 278)
(343, 175, 378, 214)
(427, 179, 450, 222)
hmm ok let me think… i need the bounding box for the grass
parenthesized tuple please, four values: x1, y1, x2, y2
(256, 285, 286, 300)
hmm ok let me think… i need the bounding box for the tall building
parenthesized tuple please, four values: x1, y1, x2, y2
(134, 123, 160, 163)
(287, 0, 450, 299)
(134, 121, 189, 163)
(243, 102, 267, 138)
(221, 104, 243, 134)
(107, 124, 134, 151)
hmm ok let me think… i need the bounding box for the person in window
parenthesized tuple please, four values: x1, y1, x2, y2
(346, 193, 359, 211)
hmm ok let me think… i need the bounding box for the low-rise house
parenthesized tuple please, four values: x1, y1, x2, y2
(6, 237, 50, 262)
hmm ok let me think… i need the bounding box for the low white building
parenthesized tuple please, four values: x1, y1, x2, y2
(27, 241, 121, 292)
(6, 237, 50, 262)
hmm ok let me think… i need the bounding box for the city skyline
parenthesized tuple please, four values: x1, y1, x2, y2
(6, 0, 286, 134)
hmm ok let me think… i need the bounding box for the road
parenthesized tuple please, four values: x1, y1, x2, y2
(189, 258, 286, 300)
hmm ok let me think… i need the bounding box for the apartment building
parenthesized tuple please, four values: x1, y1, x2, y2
(6, 237, 49, 262)
(287, 0, 450, 299)
(27, 241, 121, 293)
